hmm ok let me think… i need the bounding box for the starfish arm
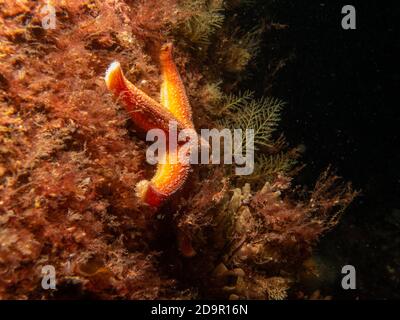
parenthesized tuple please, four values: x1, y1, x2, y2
(105, 61, 184, 133)
(159, 43, 194, 128)
(136, 147, 190, 207)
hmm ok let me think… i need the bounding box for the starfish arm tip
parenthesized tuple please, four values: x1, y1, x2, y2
(105, 61, 123, 91)
(160, 42, 173, 60)
(136, 179, 165, 208)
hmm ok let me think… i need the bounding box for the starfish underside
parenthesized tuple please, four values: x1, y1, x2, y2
(105, 43, 193, 208)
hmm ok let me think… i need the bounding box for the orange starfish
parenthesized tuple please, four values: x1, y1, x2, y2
(105, 43, 193, 208)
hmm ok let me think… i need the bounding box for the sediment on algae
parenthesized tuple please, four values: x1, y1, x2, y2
(0, 0, 356, 299)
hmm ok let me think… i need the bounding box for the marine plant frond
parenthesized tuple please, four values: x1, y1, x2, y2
(270, 133, 288, 153)
(215, 23, 265, 73)
(233, 24, 264, 58)
(220, 95, 285, 151)
(219, 90, 254, 115)
(251, 152, 299, 181)
(199, 81, 225, 114)
(178, 0, 225, 46)
(308, 166, 358, 227)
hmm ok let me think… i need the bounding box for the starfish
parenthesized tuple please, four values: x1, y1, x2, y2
(105, 43, 193, 208)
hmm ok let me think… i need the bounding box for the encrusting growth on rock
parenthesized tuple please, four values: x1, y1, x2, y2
(105, 43, 193, 208)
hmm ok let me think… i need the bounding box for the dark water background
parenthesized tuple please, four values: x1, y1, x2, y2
(238, 0, 399, 299)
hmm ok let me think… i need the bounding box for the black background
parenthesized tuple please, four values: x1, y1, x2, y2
(244, 0, 399, 299)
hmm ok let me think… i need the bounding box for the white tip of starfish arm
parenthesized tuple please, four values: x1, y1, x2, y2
(105, 61, 124, 92)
